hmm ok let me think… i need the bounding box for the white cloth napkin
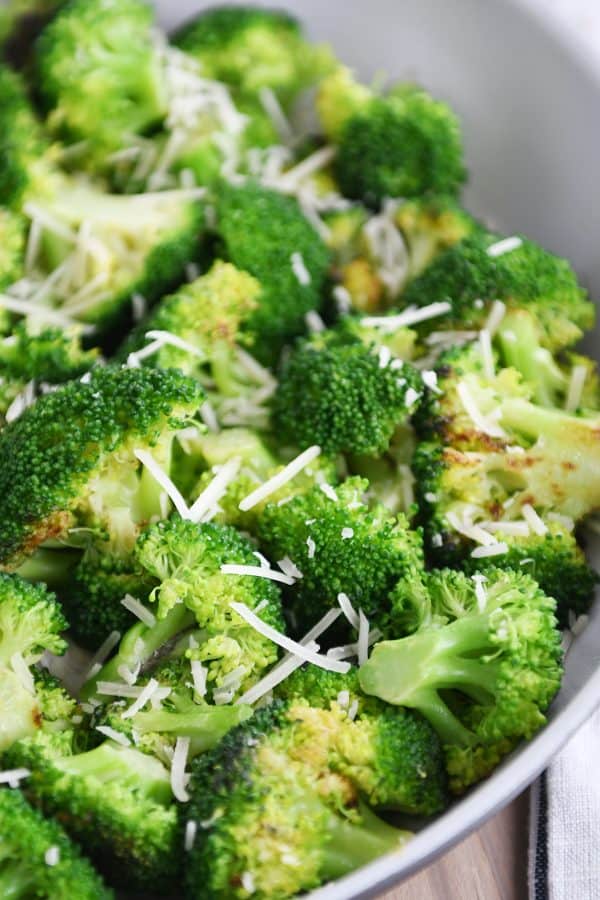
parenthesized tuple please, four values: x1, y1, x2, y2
(529, 706, 600, 900)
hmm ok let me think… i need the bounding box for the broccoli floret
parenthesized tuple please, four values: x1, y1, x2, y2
(83, 518, 284, 702)
(496, 307, 600, 407)
(395, 194, 481, 281)
(276, 666, 447, 815)
(173, 5, 333, 107)
(272, 328, 423, 456)
(34, 0, 166, 163)
(60, 548, 156, 650)
(96, 656, 253, 765)
(402, 231, 594, 351)
(30, 183, 205, 333)
(184, 701, 411, 899)
(215, 182, 331, 362)
(0, 787, 113, 900)
(119, 260, 274, 428)
(5, 730, 179, 892)
(318, 68, 465, 206)
(0, 574, 69, 752)
(359, 567, 563, 793)
(258, 476, 424, 635)
(0, 365, 203, 568)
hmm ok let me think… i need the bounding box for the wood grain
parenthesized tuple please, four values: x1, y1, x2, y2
(379, 793, 529, 900)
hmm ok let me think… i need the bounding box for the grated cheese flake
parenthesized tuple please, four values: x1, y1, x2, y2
(291, 251, 311, 286)
(456, 381, 506, 438)
(239, 446, 321, 511)
(0, 768, 30, 787)
(565, 364, 588, 412)
(277, 556, 303, 579)
(362, 301, 451, 331)
(184, 820, 198, 852)
(10, 652, 35, 695)
(134, 449, 189, 518)
(471, 542, 509, 558)
(522, 504, 548, 536)
(82, 630, 121, 684)
(487, 236, 522, 258)
(121, 593, 156, 628)
(220, 564, 296, 585)
(305, 310, 325, 332)
(230, 602, 351, 674)
(190, 659, 207, 698)
(319, 483, 338, 502)
(96, 725, 132, 747)
(187, 457, 241, 523)
(357, 610, 370, 666)
(484, 300, 506, 336)
(121, 678, 160, 720)
(337, 592, 359, 629)
(479, 329, 494, 379)
(171, 737, 191, 802)
(306, 536, 316, 559)
(341, 527, 354, 540)
(44, 846, 60, 867)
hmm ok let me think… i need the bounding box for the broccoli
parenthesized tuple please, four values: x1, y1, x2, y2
(359, 567, 563, 793)
(173, 5, 333, 108)
(394, 194, 481, 282)
(95, 656, 253, 765)
(0, 787, 114, 900)
(412, 340, 599, 620)
(0, 573, 69, 752)
(5, 730, 179, 892)
(0, 323, 99, 421)
(215, 181, 331, 362)
(276, 666, 447, 815)
(183, 701, 412, 899)
(257, 476, 424, 635)
(181, 426, 339, 533)
(0, 365, 203, 568)
(402, 231, 594, 351)
(34, 0, 167, 164)
(272, 327, 423, 456)
(0, 0, 61, 52)
(318, 68, 465, 206)
(83, 518, 284, 702)
(119, 260, 275, 428)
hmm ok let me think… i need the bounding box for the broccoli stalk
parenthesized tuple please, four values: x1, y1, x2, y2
(359, 568, 563, 792)
(320, 802, 410, 879)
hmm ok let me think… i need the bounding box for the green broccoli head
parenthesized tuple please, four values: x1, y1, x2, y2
(258, 476, 424, 634)
(119, 260, 271, 426)
(136, 518, 284, 695)
(318, 69, 465, 206)
(402, 231, 594, 351)
(184, 701, 411, 899)
(0, 572, 66, 665)
(34, 0, 166, 162)
(276, 666, 447, 816)
(173, 5, 333, 107)
(30, 182, 205, 333)
(96, 656, 253, 765)
(360, 567, 563, 793)
(5, 730, 178, 892)
(395, 194, 481, 281)
(0, 323, 99, 421)
(215, 181, 331, 362)
(0, 365, 203, 568)
(0, 666, 77, 754)
(0, 787, 114, 900)
(60, 546, 156, 650)
(272, 327, 423, 456)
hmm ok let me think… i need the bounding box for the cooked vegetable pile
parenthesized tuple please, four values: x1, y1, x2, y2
(0, 1, 595, 897)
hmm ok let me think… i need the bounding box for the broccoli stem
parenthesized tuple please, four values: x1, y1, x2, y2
(321, 802, 410, 879)
(500, 397, 596, 441)
(80, 604, 196, 701)
(498, 311, 566, 406)
(16, 547, 80, 588)
(133, 703, 253, 755)
(359, 615, 500, 747)
(58, 742, 172, 805)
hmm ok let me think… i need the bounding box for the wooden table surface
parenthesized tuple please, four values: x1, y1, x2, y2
(379, 793, 529, 900)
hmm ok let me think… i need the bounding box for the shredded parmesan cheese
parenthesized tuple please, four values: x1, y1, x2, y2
(484, 300, 506, 336)
(44, 846, 60, 867)
(121, 678, 160, 720)
(338, 592, 359, 629)
(220, 564, 296, 585)
(522, 504, 548, 536)
(479, 329, 494, 379)
(230, 602, 351, 674)
(121, 594, 156, 628)
(187, 457, 241, 523)
(171, 737, 191, 802)
(0, 768, 30, 787)
(565, 364, 588, 412)
(238, 446, 321, 511)
(96, 725, 132, 747)
(487, 236, 522, 258)
(456, 381, 506, 438)
(362, 301, 451, 331)
(134, 449, 189, 518)
(357, 610, 369, 666)
(471, 542, 509, 558)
